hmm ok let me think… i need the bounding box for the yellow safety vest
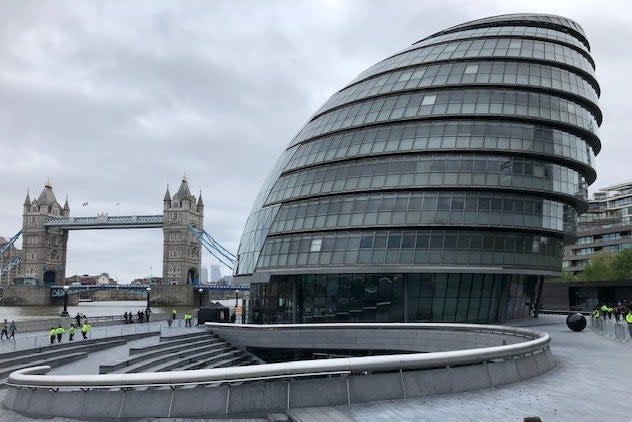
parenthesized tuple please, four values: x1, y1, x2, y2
(592, 310, 600, 318)
(55, 327, 65, 335)
(69, 326, 76, 334)
(626, 314, 632, 324)
(49, 328, 56, 337)
(600, 305, 609, 312)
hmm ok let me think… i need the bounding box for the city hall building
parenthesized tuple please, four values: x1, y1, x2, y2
(235, 14, 602, 323)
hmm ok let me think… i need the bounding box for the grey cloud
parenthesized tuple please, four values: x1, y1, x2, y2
(0, 0, 629, 281)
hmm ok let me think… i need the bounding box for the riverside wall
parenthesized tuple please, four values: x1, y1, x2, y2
(0, 285, 248, 307)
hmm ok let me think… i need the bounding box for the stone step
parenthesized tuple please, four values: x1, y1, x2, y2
(130, 332, 217, 355)
(1, 339, 126, 370)
(101, 337, 223, 373)
(112, 343, 231, 374)
(0, 330, 159, 360)
(162, 349, 244, 372)
(206, 354, 253, 369)
(0, 352, 88, 379)
(157, 331, 214, 343)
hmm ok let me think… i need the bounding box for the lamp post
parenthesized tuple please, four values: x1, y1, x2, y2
(234, 289, 240, 324)
(146, 287, 151, 312)
(60, 285, 70, 316)
(198, 288, 204, 307)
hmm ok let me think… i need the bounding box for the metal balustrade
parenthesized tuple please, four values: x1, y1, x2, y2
(591, 317, 632, 342)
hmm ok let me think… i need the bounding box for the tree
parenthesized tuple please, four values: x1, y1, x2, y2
(579, 252, 616, 281)
(611, 248, 632, 280)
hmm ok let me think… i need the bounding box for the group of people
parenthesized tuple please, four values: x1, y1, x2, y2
(123, 309, 151, 324)
(169, 309, 194, 327)
(0, 319, 17, 340)
(591, 302, 632, 335)
(48, 321, 92, 344)
(591, 302, 632, 323)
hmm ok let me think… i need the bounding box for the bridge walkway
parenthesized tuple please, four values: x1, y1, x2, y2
(287, 315, 632, 422)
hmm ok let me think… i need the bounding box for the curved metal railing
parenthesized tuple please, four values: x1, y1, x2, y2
(5, 323, 550, 390)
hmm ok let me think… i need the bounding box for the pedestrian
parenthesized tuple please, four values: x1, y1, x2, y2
(592, 306, 600, 319)
(626, 310, 632, 338)
(172, 309, 177, 320)
(123, 312, 128, 324)
(49, 327, 57, 344)
(9, 320, 16, 340)
(75, 313, 81, 327)
(138, 310, 144, 323)
(185, 312, 192, 327)
(68, 324, 76, 341)
(81, 321, 91, 339)
(614, 303, 622, 323)
(0, 319, 8, 340)
(167, 317, 173, 328)
(56, 325, 65, 343)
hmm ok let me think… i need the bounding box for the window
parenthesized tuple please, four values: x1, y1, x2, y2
(310, 239, 322, 252)
(464, 64, 479, 74)
(421, 95, 436, 106)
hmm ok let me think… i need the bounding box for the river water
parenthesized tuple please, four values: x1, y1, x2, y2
(0, 301, 191, 322)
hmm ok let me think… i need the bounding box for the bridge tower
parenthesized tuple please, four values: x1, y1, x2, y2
(162, 176, 203, 285)
(19, 181, 69, 285)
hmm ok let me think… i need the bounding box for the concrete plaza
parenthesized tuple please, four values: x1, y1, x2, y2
(289, 315, 632, 421)
(1, 315, 630, 421)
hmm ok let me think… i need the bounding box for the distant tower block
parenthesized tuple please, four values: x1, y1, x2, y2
(162, 176, 204, 285)
(20, 181, 69, 285)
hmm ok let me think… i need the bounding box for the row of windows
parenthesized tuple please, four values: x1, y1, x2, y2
(286, 120, 595, 173)
(235, 205, 280, 276)
(250, 273, 537, 323)
(257, 230, 562, 270)
(292, 89, 598, 146)
(235, 146, 299, 275)
(266, 154, 585, 205)
(269, 191, 576, 234)
(410, 25, 589, 53)
(350, 37, 595, 89)
(317, 60, 599, 118)
(432, 14, 588, 46)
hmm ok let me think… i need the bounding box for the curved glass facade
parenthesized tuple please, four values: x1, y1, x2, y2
(236, 14, 601, 324)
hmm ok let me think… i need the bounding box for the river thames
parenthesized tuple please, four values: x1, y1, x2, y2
(0, 300, 189, 322)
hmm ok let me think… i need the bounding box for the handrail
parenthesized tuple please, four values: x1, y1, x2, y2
(8, 370, 351, 390)
(5, 323, 550, 390)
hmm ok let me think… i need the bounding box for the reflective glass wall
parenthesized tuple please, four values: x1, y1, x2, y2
(235, 13, 601, 323)
(249, 273, 539, 324)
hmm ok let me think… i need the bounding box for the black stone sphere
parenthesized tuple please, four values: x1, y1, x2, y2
(566, 313, 587, 332)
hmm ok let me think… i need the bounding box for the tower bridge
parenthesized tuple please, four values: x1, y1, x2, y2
(1, 176, 236, 293)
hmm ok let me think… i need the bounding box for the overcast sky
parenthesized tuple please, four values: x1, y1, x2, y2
(1, 0, 630, 282)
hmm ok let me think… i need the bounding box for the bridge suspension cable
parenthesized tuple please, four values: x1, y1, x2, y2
(187, 225, 235, 270)
(0, 257, 21, 277)
(0, 230, 22, 258)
